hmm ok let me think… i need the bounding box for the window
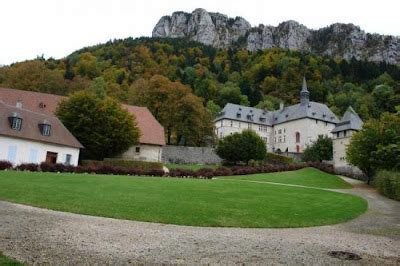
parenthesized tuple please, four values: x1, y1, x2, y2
(230, 120, 233, 127)
(135, 147, 141, 153)
(11, 117, 22, 130)
(295, 132, 300, 143)
(337, 132, 339, 138)
(284, 128, 286, 133)
(248, 124, 251, 129)
(344, 130, 347, 137)
(239, 122, 241, 128)
(316, 120, 318, 124)
(278, 129, 282, 134)
(65, 154, 72, 165)
(8, 113, 22, 131)
(39, 120, 51, 136)
(220, 121, 223, 127)
(296, 145, 300, 153)
(29, 149, 38, 163)
(7, 146, 17, 163)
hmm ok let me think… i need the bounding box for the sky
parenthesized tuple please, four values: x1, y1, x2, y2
(1, 0, 399, 65)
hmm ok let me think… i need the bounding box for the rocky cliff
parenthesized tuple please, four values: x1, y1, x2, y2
(152, 8, 400, 65)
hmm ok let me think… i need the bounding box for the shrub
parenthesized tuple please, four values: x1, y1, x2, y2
(16, 163, 39, 172)
(0, 161, 13, 170)
(265, 153, 294, 165)
(216, 130, 267, 164)
(374, 170, 400, 200)
(82, 159, 163, 171)
(302, 135, 333, 162)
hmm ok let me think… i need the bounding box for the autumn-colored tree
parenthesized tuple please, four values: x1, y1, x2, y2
(128, 75, 214, 146)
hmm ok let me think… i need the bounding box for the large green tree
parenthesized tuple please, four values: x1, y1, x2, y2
(346, 112, 400, 184)
(302, 135, 333, 162)
(56, 91, 140, 160)
(216, 130, 267, 164)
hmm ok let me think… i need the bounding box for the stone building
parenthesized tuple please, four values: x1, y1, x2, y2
(332, 106, 363, 174)
(215, 78, 338, 154)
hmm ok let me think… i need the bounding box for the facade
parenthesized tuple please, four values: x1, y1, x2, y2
(332, 106, 363, 170)
(215, 79, 338, 153)
(0, 101, 83, 166)
(0, 87, 165, 162)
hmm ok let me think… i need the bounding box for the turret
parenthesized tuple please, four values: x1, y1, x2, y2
(300, 77, 310, 106)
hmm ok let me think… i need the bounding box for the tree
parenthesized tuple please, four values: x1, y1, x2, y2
(346, 113, 400, 184)
(128, 75, 214, 146)
(56, 91, 140, 160)
(217, 82, 249, 107)
(206, 100, 221, 118)
(301, 135, 333, 162)
(216, 130, 267, 164)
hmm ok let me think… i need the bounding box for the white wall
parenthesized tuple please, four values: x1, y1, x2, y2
(215, 119, 272, 150)
(273, 118, 335, 153)
(0, 135, 80, 166)
(120, 144, 162, 162)
(333, 130, 355, 168)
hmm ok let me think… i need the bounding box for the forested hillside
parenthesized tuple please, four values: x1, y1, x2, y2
(1, 37, 399, 124)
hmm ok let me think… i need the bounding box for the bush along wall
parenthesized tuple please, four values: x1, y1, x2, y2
(0, 161, 334, 179)
(374, 170, 400, 201)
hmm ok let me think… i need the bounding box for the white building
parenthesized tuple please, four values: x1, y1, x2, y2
(215, 79, 338, 154)
(0, 101, 83, 166)
(332, 106, 363, 172)
(0, 87, 165, 162)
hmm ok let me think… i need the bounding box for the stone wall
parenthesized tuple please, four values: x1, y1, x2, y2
(162, 145, 222, 164)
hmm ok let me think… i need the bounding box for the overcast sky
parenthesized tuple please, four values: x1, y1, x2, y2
(1, 0, 399, 65)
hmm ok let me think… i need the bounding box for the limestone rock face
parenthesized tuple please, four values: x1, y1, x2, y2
(153, 9, 400, 65)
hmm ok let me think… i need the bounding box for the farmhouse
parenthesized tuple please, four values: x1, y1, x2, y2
(0, 87, 165, 162)
(215, 78, 339, 154)
(0, 100, 83, 166)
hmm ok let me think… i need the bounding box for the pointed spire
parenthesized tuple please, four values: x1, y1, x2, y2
(301, 76, 308, 92)
(300, 77, 309, 105)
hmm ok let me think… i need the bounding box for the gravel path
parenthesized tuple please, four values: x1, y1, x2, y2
(0, 177, 399, 264)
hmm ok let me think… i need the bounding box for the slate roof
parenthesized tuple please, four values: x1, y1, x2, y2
(0, 87, 165, 146)
(0, 101, 83, 149)
(215, 103, 273, 125)
(215, 102, 339, 126)
(332, 106, 363, 133)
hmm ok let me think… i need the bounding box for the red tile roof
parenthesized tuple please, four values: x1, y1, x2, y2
(0, 101, 83, 148)
(0, 87, 165, 146)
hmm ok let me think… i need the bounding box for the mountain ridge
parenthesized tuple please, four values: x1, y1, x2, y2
(152, 8, 400, 65)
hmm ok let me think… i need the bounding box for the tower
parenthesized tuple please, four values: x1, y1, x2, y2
(300, 77, 310, 106)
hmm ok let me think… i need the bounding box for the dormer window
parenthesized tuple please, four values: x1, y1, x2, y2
(39, 120, 51, 136)
(236, 113, 241, 118)
(8, 112, 22, 131)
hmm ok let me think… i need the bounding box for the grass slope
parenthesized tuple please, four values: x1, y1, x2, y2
(0, 252, 22, 266)
(0, 169, 366, 228)
(219, 168, 352, 189)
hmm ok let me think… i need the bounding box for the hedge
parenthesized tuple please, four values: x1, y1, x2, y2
(374, 170, 400, 201)
(265, 153, 294, 165)
(82, 158, 163, 171)
(0, 160, 334, 179)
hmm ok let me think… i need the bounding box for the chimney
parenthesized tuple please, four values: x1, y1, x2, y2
(16, 100, 22, 109)
(279, 102, 284, 111)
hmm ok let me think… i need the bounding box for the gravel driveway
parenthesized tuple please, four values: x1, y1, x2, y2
(0, 177, 399, 264)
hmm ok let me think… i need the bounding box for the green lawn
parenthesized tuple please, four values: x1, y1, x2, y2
(0, 169, 367, 228)
(219, 168, 352, 189)
(0, 252, 22, 266)
(165, 163, 217, 170)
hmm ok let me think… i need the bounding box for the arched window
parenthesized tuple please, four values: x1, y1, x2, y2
(295, 132, 300, 143)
